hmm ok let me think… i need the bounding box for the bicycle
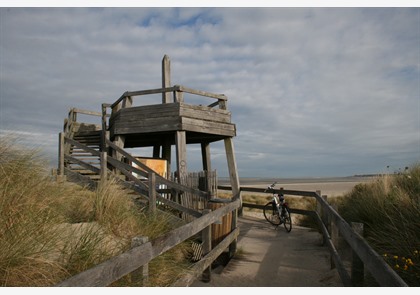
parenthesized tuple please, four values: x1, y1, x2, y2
(263, 182, 292, 232)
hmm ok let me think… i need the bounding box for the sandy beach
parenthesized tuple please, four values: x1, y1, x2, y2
(219, 176, 376, 198)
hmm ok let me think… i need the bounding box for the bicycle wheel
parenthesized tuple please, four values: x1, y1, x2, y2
(282, 206, 292, 232)
(263, 202, 281, 226)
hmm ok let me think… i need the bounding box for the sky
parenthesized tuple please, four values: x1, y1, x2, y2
(0, 3, 419, 178)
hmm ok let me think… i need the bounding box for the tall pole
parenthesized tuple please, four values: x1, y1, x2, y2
(162, 55, 172, 176)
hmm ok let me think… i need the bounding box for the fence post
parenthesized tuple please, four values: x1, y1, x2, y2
(149, 172, 156, 214)
(330, 203, 339, 269)
(351, 222, 365, 286)
(100, 131, 109, 185)
(201, 209, 212, 282)
(130, 236, 149, 286)
(58, 132, 65, 183)
(315, 190, 327, 244)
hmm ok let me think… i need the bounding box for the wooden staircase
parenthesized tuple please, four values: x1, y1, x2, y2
(68, 129, 102, 181)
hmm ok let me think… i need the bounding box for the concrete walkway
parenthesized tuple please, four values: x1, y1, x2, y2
(191, 214, 343, 287)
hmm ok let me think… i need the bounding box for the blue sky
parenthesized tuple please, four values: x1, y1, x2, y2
(1, 4, 419, 178)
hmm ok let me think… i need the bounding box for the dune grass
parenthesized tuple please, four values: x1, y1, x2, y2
(0, 136, 192, 286)
(338, 164, 420, 286)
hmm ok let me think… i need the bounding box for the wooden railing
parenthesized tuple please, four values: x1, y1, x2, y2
(219, 185, 408, 287)
(56, 198, 241, 287)
(109, 85, 228, 111)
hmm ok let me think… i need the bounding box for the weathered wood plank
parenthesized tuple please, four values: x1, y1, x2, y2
(178, 85, 227, 101)
(56, 241, 154, 287)
(64, 168, 97, 190)
(65, 137, 101, 157)
(110, 86, 181, 109)
(180, 104, 231, 123)
(114, 118, 181, 135)
(218, 185, 318, 198)
(181, 117, 236, 136)
(64, 155, 100, 174)
(72, 108, 103, 117)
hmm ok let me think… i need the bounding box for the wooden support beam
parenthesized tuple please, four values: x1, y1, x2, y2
(175, 131, 187, 184)
(162, 139, 171, 178)
(201, 142, 211, 172)
(153, 145, 161, 158)
(223, 137, 240, 257)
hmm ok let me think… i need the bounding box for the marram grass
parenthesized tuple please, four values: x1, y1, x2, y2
(0, 136, 192, 286)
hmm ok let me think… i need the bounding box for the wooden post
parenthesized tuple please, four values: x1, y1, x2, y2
(58, 132, 65, 182)
(321, 195, 329, 231)
(201, 209, 212, 283)
(162, 139, 171, 178)
(201, 142, 212, 198)
(130, 236, 149, 286)
(161, 55, 172, 177)
(201, 142, 211, 172)
(224, 137, 240, 257)
(122, 96, 133, 108)
(175, 131, 187, 183)
(100, 131, 109, 185)
(153, 145, 161, 158)
(162, 55, 171, 104)
(315, 190, 327, 244)
(100, 151, 108, 184)
(351, 222, 365, 286)
(331, 203, 339, 269)
(174, 90, 184, 103)
(149, 172, 156, 214)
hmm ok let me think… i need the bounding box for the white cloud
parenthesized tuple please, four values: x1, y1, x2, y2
(1, 7, 418, 177)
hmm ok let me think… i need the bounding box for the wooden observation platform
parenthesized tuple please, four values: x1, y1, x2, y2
(58, 55, 241, 220)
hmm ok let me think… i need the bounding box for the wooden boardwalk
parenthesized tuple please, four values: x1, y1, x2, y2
(191, 214, 343, 287)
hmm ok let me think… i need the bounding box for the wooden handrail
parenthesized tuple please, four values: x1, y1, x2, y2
(55, 198, 241, 287)
(110, 85, 227, 109)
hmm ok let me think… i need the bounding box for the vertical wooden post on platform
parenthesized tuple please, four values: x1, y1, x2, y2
(175, 131, 187, 184)
(162, 55, 172, 104)
(201, 142, 212, 198)
(351, 222, 365, 286)
(162, 55, 172, 178)
(224, 137, 241, 258)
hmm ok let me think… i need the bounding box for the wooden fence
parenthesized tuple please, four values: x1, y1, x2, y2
(219, 185, 408, 287)
(56, 198, 240, 287)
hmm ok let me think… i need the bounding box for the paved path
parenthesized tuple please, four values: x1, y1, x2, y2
(191, 214, 343, 287)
